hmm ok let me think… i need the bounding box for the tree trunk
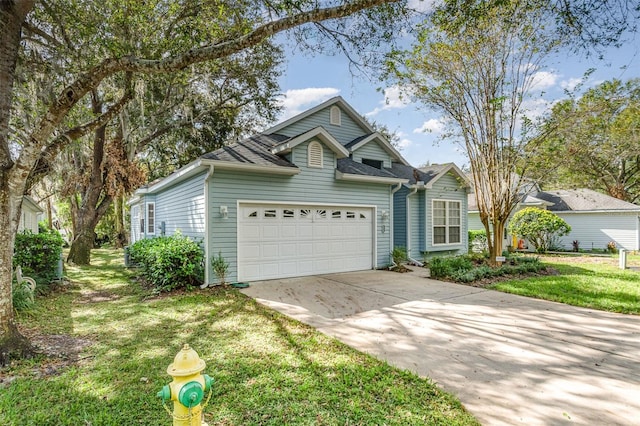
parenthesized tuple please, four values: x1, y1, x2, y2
(114, 194, 127, 248)
(66, 94, 112, 265)
(489, 220, 506, 267)
(0, 0, 36, 364)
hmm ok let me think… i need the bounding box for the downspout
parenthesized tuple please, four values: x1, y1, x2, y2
(389, 182, 403, 266)
(201, 164, 215, 289)
(406, 186, 418, 265)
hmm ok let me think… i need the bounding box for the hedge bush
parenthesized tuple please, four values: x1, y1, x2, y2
(429, 254, 545, 283)
(128, 234, 204, 292)
(13, 228, 63, 293)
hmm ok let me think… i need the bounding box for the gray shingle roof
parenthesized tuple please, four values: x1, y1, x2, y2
(336, 158, 399, 178)
(344, 133, 375, 149)
(201, 134, 295, 168)
(535, 189, 640, 212)
(393, 163, 448, 185)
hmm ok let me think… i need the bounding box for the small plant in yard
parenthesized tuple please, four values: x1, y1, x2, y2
(607, 241, 618, 253)
(211, 251, 230, 284)
(391, 246, 407, 265)
(572, 240, 580, 252)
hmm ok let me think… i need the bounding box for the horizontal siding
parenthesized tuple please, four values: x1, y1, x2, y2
(555, 212, 639, 251)
(154, 172, 206, 241)
(393, 187, 408, 248)
(424, 173, 468, 255)
(276, 107, 368, 146)
(209, 140, 393, 283)
(352, 141, 392, 168)
(468, 212, 484, 231)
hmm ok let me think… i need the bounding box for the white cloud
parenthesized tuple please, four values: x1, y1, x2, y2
(366, 85, 411, 116)
(397, 138, 412, 149)
(560, 77, 583, 91)
(279, 87, 340, 119)
(414, 118, 446, 134)
(529, 71, 559, 91)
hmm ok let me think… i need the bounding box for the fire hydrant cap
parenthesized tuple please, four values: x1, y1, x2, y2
(167, 344, 206, 377)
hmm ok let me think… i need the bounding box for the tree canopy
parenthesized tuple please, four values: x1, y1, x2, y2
(529, 78, 640, 203)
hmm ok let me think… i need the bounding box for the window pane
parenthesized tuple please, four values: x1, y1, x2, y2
(434, 227, 446, 244)
(449, 227, 461, 243)
(264, 209, 276, 218)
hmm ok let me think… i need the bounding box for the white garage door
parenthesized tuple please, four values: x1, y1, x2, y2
(238, 203, 374, 281)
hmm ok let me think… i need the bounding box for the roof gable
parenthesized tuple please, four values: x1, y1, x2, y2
(264, 97, 373, 140)
(270, 127, 349, 159)
(347, 132, 409, 166)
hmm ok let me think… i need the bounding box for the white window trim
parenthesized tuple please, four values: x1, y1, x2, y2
(308, 140, 324, 168)
(146, 202, 156, 235)
(432, 199, 462, 246)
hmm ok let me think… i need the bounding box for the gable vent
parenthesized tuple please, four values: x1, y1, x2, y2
(308, 141, 323, 168)
(330, 106, 341, 126)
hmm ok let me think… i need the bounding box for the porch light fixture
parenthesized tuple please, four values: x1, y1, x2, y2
(220, 205, 228, 219)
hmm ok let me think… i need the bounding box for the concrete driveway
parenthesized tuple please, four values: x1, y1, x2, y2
(241, 268, 640, 425)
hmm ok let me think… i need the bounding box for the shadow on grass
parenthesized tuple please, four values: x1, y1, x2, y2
(2, 249, 477, 426)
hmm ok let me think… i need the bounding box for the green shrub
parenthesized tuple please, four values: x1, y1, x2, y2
(428, 256, 473, 278)
(211, 251, 229, 284)
(508, 208, 571, 253)
(391, 246, 407, 265)
(468, 230, 488, 253)
(13, 229, 64, 292)
(429, 254, 544, 282)
(12, 277, 35, 311)
(129, 234, 204, 292)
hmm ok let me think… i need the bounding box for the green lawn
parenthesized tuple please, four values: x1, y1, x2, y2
(1, 249, 478, 426)
(490, 254, 640, 314)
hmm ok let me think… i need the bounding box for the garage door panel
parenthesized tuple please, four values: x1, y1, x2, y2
(238, 203, 374, 281)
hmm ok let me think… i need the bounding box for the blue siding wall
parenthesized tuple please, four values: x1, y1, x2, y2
(352, 141, 393, 168)
(208, 139, 392, 283)
(393, 186, 408, 248)
(424, 172, 468, 255)
(154, 172, 207, 241)
(275, 107, 369, 145)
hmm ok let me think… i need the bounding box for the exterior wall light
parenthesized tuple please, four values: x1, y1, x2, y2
(220, 205, 228, 219)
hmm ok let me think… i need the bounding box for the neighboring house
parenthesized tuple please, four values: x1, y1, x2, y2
(129, 97, 470, 284)
(469, 188, 640, 251)
(18, 196, 44, 234)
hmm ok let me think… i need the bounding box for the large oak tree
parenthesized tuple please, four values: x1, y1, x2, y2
(0, 0, 404, 362)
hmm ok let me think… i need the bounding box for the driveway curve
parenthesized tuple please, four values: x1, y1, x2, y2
(242, 268, 640, 426)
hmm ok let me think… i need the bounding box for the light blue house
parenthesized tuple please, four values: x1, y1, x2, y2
(129, 97, 470, 284)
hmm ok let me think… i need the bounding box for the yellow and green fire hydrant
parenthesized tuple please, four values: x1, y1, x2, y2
(157, 344, 214, 426)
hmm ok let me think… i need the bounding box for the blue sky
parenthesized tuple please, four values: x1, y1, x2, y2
(272, 15, 640, 169)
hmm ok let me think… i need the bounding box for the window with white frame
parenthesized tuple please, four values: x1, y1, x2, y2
(308, 141, 323, 168)
(146, 202, 155, 235)
(433, 200, 461, 245)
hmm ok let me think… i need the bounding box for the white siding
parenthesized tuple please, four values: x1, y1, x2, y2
(556, 212, 640, 251)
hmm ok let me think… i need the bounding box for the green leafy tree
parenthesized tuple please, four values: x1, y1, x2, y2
(0, 0, 407, 361)
(385, 0, 638, 266)
(529, 79, 640, 202)
(508, 207, 571, 253)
